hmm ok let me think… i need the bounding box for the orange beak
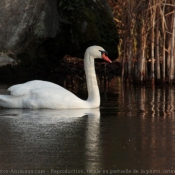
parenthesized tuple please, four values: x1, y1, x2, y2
(102, 53, 112, 63)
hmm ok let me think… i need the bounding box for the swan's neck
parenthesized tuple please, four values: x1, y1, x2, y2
(84, 53, 100, 107)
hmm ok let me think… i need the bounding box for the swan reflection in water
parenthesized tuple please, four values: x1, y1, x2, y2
(0, 108, 100, 118)
(0, 108, 101, 170)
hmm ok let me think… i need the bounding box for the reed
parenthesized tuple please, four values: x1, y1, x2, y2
(109, 0, 175, 85)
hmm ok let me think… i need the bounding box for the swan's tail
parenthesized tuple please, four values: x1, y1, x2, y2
(0, 95, 21, 108)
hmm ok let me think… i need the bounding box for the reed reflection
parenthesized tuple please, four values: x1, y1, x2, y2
(97, 77, 175, 170)
(114, 84, 175, 170)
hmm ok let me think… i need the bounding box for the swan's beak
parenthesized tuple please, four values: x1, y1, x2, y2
(102, 53, 112, 63)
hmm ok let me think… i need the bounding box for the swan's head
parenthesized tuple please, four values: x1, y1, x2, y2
(86, 46, 112, 63)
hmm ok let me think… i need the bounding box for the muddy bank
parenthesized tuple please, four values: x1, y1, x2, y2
(0, 56, 121, 84)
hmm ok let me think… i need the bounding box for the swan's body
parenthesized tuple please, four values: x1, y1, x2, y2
(0, 46, 111, 109)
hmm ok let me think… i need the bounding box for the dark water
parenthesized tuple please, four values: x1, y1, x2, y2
(0, 77, 175, 175)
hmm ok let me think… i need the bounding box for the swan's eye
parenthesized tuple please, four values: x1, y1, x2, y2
(99, 50, 108, 56)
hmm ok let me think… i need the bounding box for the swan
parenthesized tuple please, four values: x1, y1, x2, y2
(0, 46, 111, 109)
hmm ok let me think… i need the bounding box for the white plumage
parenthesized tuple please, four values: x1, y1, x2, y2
(0, 46, 111, 109)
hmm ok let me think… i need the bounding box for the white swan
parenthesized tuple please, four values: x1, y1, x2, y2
(0, 46, 111, 109)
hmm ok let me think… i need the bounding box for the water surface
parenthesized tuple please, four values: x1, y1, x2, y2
(0, 78, 175, 175)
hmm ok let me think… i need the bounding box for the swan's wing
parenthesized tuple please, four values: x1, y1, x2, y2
(29, 87, 85, 109)
(6, 80, 87, 108)
(30, 87, 81, 101)
(8, 80, 60, 96)
(8, 84, 23, 95)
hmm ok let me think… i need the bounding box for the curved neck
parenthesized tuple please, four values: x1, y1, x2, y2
(84, 52, 100, 107)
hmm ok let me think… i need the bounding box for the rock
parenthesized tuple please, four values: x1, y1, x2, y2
(0, 52, 15, 66)
(0, 0, 58, 57)
(0, 0, 118, 68)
